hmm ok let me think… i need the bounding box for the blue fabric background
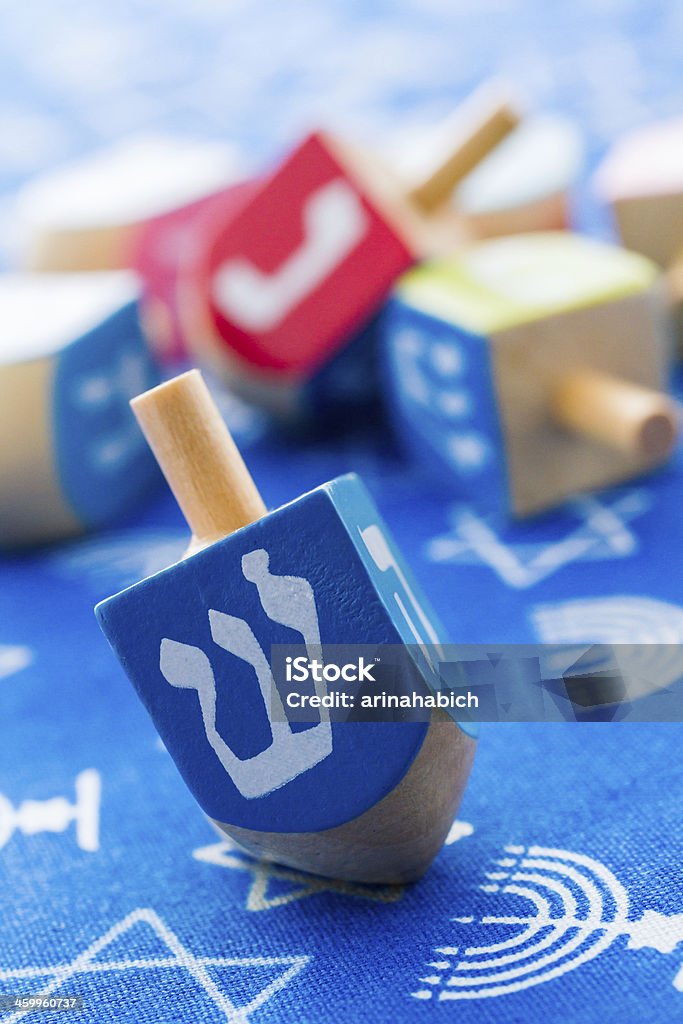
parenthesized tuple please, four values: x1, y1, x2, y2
(0, 2, 682, 1021)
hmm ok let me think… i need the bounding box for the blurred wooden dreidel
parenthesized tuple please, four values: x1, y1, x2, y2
(595, 117, 683, 268)
(390, 114, 582, 241)
(454, 115, 582, 238)
(178, 86, 520, 422)
(95, 370, 476, 883)
(0, 272, 161, 547)
(132, 179, 260, 364)
(13, 135, 243, 272)
(382, 233, 678, 517)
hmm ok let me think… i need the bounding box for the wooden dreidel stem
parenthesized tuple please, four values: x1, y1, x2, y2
(552, 369, 678, 461)
(121, 369, 475, 884)
(131, 370, 266, 554)
(407, 88, 521, 214)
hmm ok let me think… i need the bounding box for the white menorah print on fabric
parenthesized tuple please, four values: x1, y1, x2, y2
(532, 595, 683, 645)
(0, 770, 100, 852)
(413, 844, 683, 1002)
(532, 596, 683, 699)
(426, 490, 650, 588)
(0, 908, 309, 1024)
(213, 179, 368, 331)
(159, 548, 332, 800)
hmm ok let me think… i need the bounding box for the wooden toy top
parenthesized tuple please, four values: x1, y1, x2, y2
(456, 115, 582, 215)
(14, 135, 243, 231)
(0, 271, 139, 365)
(387, 114, 581, 216)
(596, 117, 683, 200)
(394, 232, 659, 335)
(326, 86, 521, 255)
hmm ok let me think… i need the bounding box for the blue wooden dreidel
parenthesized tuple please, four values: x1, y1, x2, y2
(0, 272, 161, 547)
(95, 370, 476, 883)
(383, 232, 678, 517)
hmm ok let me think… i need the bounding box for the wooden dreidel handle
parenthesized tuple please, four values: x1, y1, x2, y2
(552, 369, 678, 461)
(407, 87, 521, 214)
(97, 369, 476, 884)
(131, 370, 266, 553)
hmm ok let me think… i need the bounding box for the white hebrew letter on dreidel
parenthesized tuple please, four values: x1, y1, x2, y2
(241, 549, 327, 703)
(74, 349, 151, 471)
(212, 179, 369, 332)
(74, 350, 151, 410)
(92, 424, 142, 471)
(360, 524, 444, 669)
(209, 610, 332, 789)
(160, 632, 332, 800)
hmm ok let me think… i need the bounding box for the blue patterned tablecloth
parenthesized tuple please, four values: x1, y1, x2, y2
(1, 2, 682, 1021)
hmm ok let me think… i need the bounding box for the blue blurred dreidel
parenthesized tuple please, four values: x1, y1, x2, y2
(383, 232, 678, 517)
(95, 370, 476, 883)
(0, 272, 161, 547)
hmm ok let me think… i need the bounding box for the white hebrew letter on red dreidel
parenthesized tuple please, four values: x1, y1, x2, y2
(213, 179, 369, 333)
(195, 133, 415, 375)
